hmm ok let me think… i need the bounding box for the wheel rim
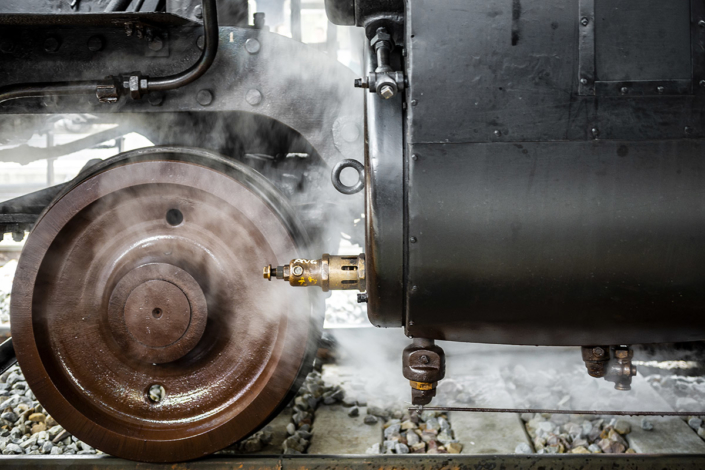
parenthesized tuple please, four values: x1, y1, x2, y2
(11, 148, 320, 462)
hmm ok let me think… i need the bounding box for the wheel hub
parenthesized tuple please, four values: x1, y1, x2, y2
(109, 263, 207, 363)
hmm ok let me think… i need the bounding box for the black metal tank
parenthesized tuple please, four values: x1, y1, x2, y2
(346, 0, 705, 346)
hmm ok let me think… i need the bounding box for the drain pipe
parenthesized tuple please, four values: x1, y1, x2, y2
(0, 0, 218, 105)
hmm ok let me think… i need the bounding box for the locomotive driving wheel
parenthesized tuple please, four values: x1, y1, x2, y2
(10, 146, 322, 462)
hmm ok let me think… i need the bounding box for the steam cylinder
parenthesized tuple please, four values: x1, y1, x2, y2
(363, 0, 705, 346)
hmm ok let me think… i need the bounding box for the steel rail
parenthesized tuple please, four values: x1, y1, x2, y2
(411, 406, 705, 417)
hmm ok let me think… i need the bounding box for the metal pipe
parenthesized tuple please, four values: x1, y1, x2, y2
(0, 81, 111, 105)
(146, 0, 218, 92)
(0, 338, 16, 375)
(0, 0, 218, 104)
(105, 0, 132, 11)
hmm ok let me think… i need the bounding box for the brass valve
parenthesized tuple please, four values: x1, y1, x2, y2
(263, 254, 366, 292)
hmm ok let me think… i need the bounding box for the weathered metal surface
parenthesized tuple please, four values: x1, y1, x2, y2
(3, 454, 705, 470)
(10, 147, 323, 462)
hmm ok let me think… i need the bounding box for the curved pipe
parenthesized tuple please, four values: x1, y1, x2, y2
(147, 0, 218, 92)
(0, 0, 218, 104)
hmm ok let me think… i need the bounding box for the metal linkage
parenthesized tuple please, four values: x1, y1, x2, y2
(0, 0, 218, 105)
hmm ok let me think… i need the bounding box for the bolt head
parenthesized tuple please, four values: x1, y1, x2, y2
(245, 38, 261, 54)
(592, 346, 605, 356)
(148, 91, 165, 106)
(43, 36, 61, 53)
(149, 36, 164, 52)
(420, 355, 430, 364)
(614, 349, 629, 359)
(193, 4, 203, 19)
(292, 266, 304, 276)
(196, 89, 214, 106)
(380, 85, 395, 99)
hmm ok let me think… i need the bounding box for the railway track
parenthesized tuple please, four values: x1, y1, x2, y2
(3, 454, 705, 470)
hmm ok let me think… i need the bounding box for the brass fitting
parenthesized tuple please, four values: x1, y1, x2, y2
(263, 254, 366, 292)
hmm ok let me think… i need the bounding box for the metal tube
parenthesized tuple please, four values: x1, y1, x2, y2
(0, 338, 16, 375)
(105, 0, 132, 11)
(0, 81, 109, 105)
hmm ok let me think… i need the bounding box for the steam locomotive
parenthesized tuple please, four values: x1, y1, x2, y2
(0, 0, 703, 461)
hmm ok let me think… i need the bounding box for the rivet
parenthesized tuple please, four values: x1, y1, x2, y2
(685, 126, 693, 135)
(700, 80, 705, 88)
(699, 19, 705, 28)
(246, 89, 263, 106)
(410, 285, 418, 293)
(580, 78, 588, 85)
(580, 17, 589, 27)
(43, 36, 61, 53)
(494, 130, 502, 137)
(657, 86, 665, 94)
(620, 86, 628, 95)
(87, 35, 104, 52)
(197, 35, 205, 51)
(411, 154, 418, 160)
(410, 236, 417, 243)
(591, 127, 600, 139)
(245, 38, 261, 54)
(148, 91, 164, 106)
(410, 99, 418, 106)
(196, 89, 213, 106)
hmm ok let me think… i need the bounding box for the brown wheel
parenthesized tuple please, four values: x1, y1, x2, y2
(11, 146, 322, 462)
